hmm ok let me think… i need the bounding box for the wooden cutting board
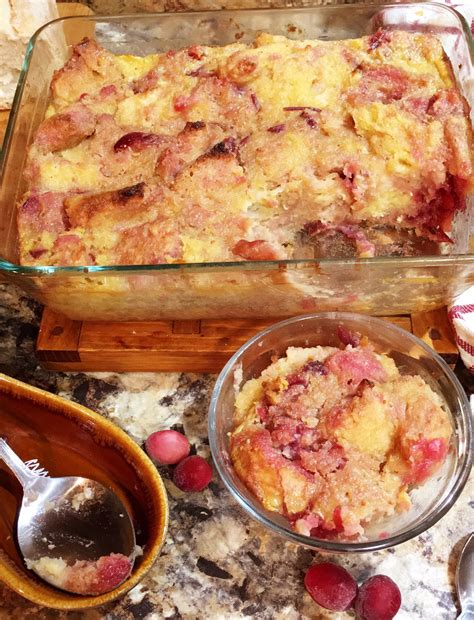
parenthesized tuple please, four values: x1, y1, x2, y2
(0, 3, 94, 143)
(36, 308, 458, 373)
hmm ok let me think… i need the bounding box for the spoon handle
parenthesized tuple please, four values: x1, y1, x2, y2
(0, 438, 40, 488)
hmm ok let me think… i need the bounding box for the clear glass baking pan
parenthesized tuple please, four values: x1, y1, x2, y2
(0, 3, 473, 321)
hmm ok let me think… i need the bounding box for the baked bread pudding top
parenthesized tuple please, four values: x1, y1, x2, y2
(230, 331, 452, 539)
(18, 30, 473, 266)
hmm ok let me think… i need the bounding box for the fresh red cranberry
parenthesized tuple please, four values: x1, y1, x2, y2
(173, 455, 213, 492)
(355, 575, 401, 620)
(145, 430, 190, 465)
(304, 562, 357, 611)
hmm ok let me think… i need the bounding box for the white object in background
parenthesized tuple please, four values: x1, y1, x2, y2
(448, 286, 474, 373)
(0, 0, 59, 109)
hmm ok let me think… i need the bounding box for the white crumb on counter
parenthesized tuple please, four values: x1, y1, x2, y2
(127, 582, 147, 605)
(194, 516, 249, 561)
(99, 374, 182, 442)
(274, 606, 302, 620)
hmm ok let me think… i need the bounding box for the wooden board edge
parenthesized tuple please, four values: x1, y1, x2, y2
(36, 307, 458, 373)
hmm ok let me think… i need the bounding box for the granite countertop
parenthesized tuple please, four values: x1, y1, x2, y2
(62, 0, 376, 15)
(0, 0, 473, 617)
(0, 281, 472, 620)
(63, 0, 474, 23)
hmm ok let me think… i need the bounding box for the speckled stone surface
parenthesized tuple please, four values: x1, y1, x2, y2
(0, 280, 472, 619)
(59, 0, 474, 21)
(62, 0, 365, 15)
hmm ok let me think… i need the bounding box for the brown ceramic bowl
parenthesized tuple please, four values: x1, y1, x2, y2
(0, 373, 169, 610)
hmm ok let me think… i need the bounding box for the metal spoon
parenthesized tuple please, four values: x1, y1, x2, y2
(0, 438, 136, 596)
(456, 532, 474, 619)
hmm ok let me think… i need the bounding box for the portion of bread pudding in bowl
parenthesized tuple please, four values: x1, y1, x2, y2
(230, 329, 452, 540)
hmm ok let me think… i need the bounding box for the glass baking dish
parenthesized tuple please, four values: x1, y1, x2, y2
(0, 3, 473, 321)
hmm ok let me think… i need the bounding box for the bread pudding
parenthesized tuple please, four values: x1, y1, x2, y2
(26, 553, 132, 595)
(18, 30, 473, 267)
(230, 332, 452, 539)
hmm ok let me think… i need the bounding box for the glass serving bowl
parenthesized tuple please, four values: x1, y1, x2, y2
(208, 312, 472, 552)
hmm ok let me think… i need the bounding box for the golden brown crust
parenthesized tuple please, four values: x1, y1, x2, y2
(64, 182, 149, 229)
(156, 121, 225, 182)
(51, 38, 122, 104)
(34, 104, 96, 153)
